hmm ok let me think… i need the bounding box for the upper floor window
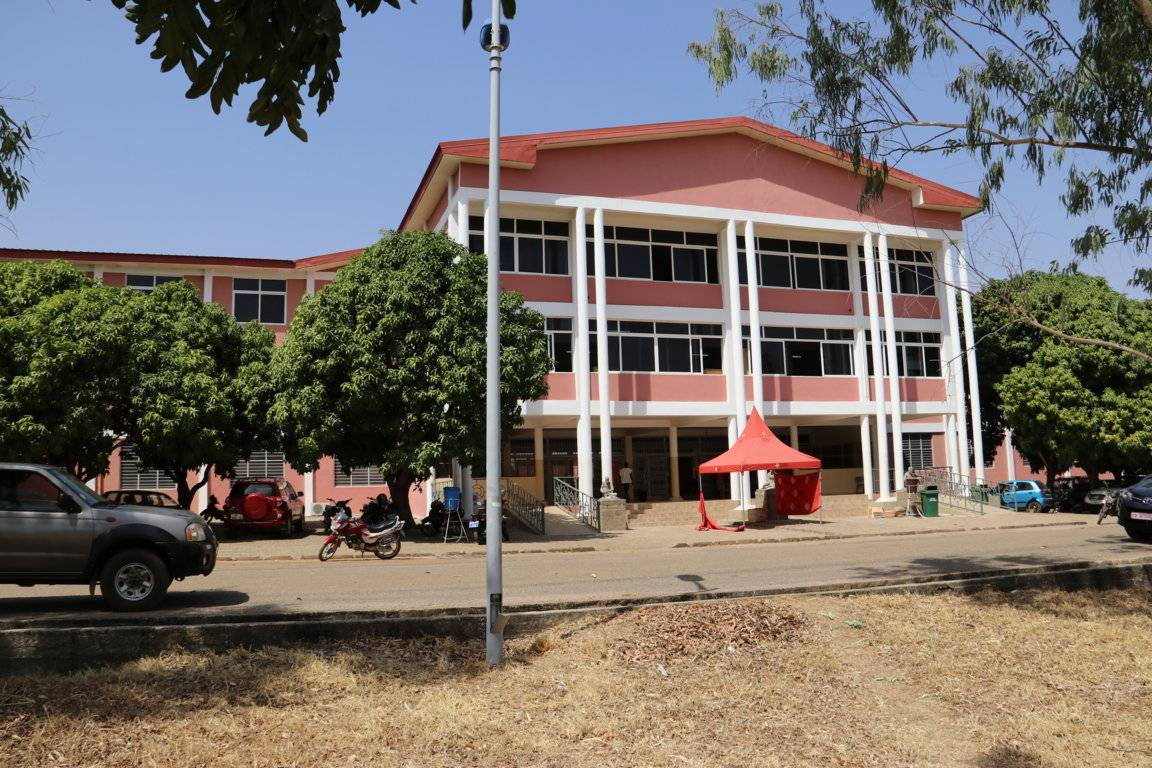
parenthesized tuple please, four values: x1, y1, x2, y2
(126, 274, 182, 292)
(738, 238, 850, 291)
(749, 326, 855, 377)
(858, 247, 937, 296)
(590, 320, 724, 374)
(234, 278, 286, 324)
(584, 226, 720, 284)
(545, 318, 574, 372)
(866, 330, 943, 377)
(469, 216, 570, 276)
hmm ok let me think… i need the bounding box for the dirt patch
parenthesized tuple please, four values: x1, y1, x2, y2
(1, 588, 1150, 767)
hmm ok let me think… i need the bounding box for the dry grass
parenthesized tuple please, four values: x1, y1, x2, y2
(1, 588, 1151, 767)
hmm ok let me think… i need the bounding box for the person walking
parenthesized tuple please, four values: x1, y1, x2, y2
(618, 462, 634, 501)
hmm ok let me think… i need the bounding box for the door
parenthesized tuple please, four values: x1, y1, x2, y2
(0, 468, 95, 577)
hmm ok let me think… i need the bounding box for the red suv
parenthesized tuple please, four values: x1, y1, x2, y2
(222, 478, 306, 537)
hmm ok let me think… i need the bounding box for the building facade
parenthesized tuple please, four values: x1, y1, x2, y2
(1, 117, 992, 512)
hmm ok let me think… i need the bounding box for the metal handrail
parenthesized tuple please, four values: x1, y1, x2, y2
(471, 477, 547, 535)
(553, 476, 600, 531)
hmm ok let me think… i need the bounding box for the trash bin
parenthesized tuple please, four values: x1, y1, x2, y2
(921, 487, 940, 517)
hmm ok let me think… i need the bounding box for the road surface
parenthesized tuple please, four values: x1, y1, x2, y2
(1, 524, 1148, 624)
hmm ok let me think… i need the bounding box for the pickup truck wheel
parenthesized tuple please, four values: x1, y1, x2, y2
(100, 549, 170, 612)
(1025, 500, 1042, 514)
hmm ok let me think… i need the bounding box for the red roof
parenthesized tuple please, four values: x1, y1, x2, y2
(698, 408, 821, 473)
(400, 116, 983, 230)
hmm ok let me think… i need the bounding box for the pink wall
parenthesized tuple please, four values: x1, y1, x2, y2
(589, 373, 729, 402)
(461, 133, 963, 231)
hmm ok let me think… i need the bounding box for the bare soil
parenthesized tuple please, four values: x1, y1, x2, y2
(1, 587, 1150, 767)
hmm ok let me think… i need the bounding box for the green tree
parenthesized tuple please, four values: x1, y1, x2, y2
(269, 229, 550, 524)
(0, 261, 131, 479)
(972, 271, 1152, 484)
(691, 1, 1152, 288)
(120, 281, 276, 509)
(109, 0, 516, 141)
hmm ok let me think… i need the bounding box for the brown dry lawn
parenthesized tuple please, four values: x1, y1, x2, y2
(2, 587, 1151, 768)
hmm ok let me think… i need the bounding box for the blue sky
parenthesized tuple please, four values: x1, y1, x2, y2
(0, 1, 1139, 291)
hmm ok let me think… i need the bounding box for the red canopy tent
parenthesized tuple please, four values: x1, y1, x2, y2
(697, 408, 823, 522)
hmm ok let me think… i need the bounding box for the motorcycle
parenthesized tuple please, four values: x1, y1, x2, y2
(318, 507, 404, 561)
(321, 497, 353, 533)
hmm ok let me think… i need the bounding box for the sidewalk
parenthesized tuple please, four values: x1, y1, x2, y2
(212, 505, 1093, 562)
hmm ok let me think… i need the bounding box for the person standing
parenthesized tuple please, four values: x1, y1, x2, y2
(618, 462, 634, 501)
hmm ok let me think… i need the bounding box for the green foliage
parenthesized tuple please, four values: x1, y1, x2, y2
(692, 2, 1152, 287)
(121, 281, 276, 508)
(973, 271, 1152, 481)
(110, 0, 516, 142)
(269, 229, 550, 516)
(0, 104, 32, 215)
(0, 262, 129, 478)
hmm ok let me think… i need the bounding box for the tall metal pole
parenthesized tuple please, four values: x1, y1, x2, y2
(483, 0, 505, 665)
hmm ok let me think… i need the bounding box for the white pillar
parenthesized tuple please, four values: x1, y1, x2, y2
(862, 232, 892, 500)
(593, 208, 615, 497)
(743, 220, 768, 488)
(203, 272, 214, 303)
(197, 465, 210, 511)
(877, 232, 905, 489)
(1005, 427, 1017, 485)
(455, 199, 470, 247)
(572, 207, 594, 498)
(943, 242, 971, 480)
(723, 220, 748, 507)
(303, 470, 315, 514)
(859, 415, 874, 498)
(957, 241, 986, 484)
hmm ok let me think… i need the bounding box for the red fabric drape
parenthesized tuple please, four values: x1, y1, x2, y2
(696, 491, 746, 532)
(775, 473, 822, 516)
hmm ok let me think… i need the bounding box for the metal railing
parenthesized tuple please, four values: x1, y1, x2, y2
(553, 476, 601, 531)
(471, 478, 547, 535)
(911, 467, 989, 515)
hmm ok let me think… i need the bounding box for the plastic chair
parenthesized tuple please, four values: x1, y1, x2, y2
(442, 486, 466, 543)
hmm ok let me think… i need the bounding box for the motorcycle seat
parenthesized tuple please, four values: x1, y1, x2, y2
(368, 514, 400, 533)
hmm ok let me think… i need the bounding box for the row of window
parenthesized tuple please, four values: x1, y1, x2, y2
(117, 449, 388, 491)
(545, 320, 945, 378)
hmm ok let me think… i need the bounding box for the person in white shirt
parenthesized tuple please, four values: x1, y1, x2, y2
(618, 463, 633, 501)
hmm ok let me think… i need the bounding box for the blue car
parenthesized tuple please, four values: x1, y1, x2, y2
(1118, 475, 1152, 543)
(994, 480, 1053, 513)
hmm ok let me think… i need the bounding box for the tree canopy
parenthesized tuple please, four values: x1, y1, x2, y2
(110, 0, 517, 141)
(269, 229, 550, 522)
(972, 271, 1152, 484)
(691, 1, 1152, 288)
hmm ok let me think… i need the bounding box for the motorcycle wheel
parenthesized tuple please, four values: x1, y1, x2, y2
(373, 539, 401, 560)
(318, 540, 340, 561)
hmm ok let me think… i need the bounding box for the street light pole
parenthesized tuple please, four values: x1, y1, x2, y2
(482, 0, 507, 666)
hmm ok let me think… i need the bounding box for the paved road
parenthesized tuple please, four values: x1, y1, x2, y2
(1, 524, 1149, 624)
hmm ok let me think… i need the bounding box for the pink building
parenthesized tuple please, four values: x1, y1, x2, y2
(1, 117, 992, 511)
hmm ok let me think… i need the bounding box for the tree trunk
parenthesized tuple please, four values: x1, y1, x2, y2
(388, 467, 417, 530)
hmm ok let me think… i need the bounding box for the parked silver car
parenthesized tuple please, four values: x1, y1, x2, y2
(0, 463, 217, 610)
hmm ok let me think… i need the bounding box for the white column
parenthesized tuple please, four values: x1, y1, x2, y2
(455, 199, 470, 247)
(303, 470, 315, 514)
(743, 220, 768, 488)
(572, 207, 594, 498)
(862, 232, 892, 500)
(957, 241, 986, 484)
(859, 416, 874, 498)
(724, 220, 748, 507)
(943, 242, 971, 480)
(877, 231, 905, 489)
(197, 465, 210, 511)
(203, 272, 214, 303)
(593, 208, 615, 497)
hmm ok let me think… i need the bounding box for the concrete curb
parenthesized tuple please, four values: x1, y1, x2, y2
(3, 555, 1149, 675)
(213, 520, 1091, 562)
